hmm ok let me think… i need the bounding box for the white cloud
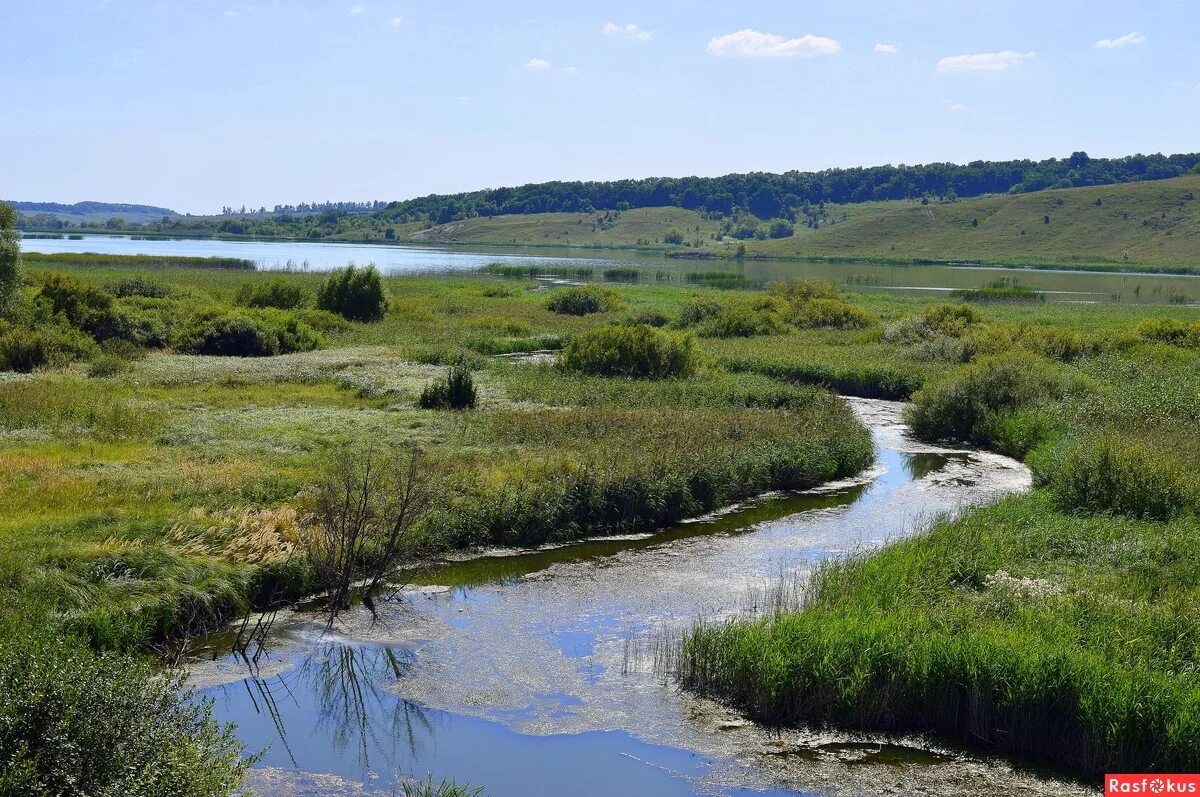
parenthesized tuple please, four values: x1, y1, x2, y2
(707, 29, 841, 59)
(602, 22, 652, 43)
(522, 58, 551, 70)
(390, 16, 403, 27)
(348, 4, 364, 15)
(937, 50, 1036, 73)
(873, 43, 898, 55)
(224, 9, 240, 17)
(564, 65, 579, 75)
(1094, 31, 1146, 49)
(948, 103, 968, 112)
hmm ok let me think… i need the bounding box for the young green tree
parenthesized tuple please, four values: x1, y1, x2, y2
(0, 202, 21, 315)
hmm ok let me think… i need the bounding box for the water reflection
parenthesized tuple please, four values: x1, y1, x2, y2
(210, 641, 428, 781)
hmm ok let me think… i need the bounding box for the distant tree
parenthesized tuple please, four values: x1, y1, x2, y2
(1044, 215, 1051, 224)
(663, 228, 685, 245)
(971, 217, 979, 228)
(768, 218, 795, 238)
(0, 203, 20, 315)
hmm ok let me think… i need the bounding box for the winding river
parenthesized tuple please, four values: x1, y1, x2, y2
(186, 399, 1093, 796)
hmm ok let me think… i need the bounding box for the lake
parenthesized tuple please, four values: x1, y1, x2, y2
(21, 232, 1200, 304)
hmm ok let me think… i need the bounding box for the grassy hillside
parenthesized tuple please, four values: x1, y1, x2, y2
(412, 207, 720, 249)
(408, 177, 1200, 270)
(748, 175, 1200, 267)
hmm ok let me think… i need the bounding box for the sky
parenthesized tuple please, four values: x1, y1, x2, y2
(3, 0, 1198, 214)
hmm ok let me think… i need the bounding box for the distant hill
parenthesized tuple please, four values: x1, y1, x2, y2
(9, 200, 179, 228)
(411, 176, 1200, 270)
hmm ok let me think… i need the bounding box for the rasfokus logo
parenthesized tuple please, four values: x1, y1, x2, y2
(1107, 775, 1200, 795)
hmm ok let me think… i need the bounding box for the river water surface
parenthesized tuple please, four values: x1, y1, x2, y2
(186, 399, 1095, 796)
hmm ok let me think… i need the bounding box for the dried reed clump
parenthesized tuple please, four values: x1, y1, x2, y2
(166, 505, 310, 563)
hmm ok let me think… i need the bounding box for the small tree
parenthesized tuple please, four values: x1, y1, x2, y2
(303, 445, 430, 621)
(0, 202, 21, 315)
(316, 264, 387, 321)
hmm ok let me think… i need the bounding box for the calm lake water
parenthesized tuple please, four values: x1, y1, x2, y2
(187, 400, 1091, 797)
(21, 232, 1200, 305)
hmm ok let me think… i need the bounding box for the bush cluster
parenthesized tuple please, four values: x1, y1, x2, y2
(234, 278, 311, 310)
(173, 308, 323, 357)
(561, 324, 698, 379)
(545, 285, 624, 316)
(316, 264, 387, 321)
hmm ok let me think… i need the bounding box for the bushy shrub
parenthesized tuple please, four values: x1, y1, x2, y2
(969, 323, 1093, 362)
(0, 621, 250, 796)
(174, 309, 322, 357)
(105, 278, 174, 299)
(663, 228, 685, 245)
(316, 264, 387, 321)
(418, 361, 478, 410)
(698, 306, 788, 338)
(885, 303, 982, 344)
(1138, 318, 1200, 348)
(1032, 435, 1196, 520)
(905, 354, 1071, 447)
(620, 309, 671, 328)
(110, 302, 172, 348)
(561, 325, 698, 379)
(923, 303, 982, 336)
(86, 355, 127, 378)
(234, 279, 311, 310)
(791, 298, 877, 330)
(676, 298, 725, 327)
(37, 272, 118, 337)
(0, 323, 99, 373)
(545, 285, 623, 316)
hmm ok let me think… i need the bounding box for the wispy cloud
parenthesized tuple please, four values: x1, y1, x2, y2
(873, 43, 898, 55)
(602, 22, 651, 43)
(390, 16, 403, 28)
(937, 50, 1035, 73)
(348, 4, 364, 15)
(948, 103, 968, 112)
(224, 9, 240, 17)
(707, 29, 840, 59)
(1094, 31, 1146, 49)
(522, 58, 551, 70)
(564, 65, 579, 75)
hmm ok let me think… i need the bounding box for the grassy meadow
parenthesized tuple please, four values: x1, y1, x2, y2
(404, 176, 1200, 271)
(4, 244, 1200, 786)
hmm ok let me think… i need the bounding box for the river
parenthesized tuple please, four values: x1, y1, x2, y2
(20, 232, 1200, 305)
(185, 399, 1093, 796)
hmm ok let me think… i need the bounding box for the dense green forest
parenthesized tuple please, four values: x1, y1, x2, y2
(141, 151, 1200, 237)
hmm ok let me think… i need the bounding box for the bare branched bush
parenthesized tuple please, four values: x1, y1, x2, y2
(302, 444, 429, 623)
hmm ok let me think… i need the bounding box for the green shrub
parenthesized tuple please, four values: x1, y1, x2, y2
(104, 278, 174, 299)
(99, 337, 149, 361)
(0, 323, 98, 373)
(110, 302, 172, 348)
(663, 228, 685, 245)
(0, 620, 250, 796)
(905, 354, 1071, 447)
(620, 309, 671, 328)
(86, 355, 127, 378)
(174, 309, 322, 357)
(951, 279, 1044, 303)
(676, 298, 725, 327)
(561, 325, 698, 379)
(768, 218, 795, 238)
(37, 272, 118, 337)
(545, 285, 623, 316)
(791, 298, 877, 330)
(418, 361, 478, 410)
(969, 323, 1093, 362)
(1033, 435, 1197, 520)
(923, 303, 983, 336)
(1137, 318, 1200, 348)
(234, 278, 311, 310)
(697, 306, 788, 338)
(316, 264, 387, 321)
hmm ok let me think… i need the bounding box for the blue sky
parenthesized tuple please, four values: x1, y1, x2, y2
(3, 0, 1197, 213)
